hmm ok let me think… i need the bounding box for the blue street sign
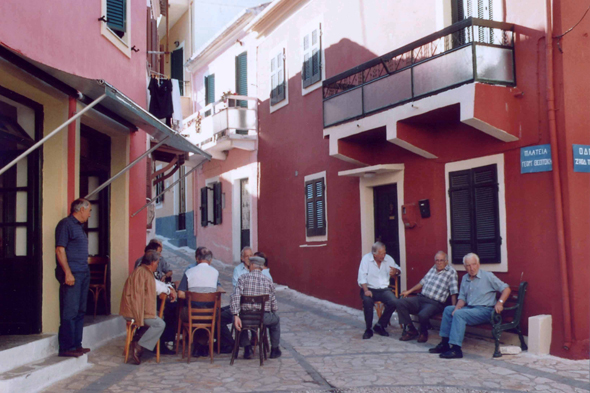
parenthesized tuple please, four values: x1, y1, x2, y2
(573, 144, 590, 173)
(521, 144, 552, 174)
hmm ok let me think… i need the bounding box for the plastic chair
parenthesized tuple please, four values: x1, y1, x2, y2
(87, 256, 108, 318)
(181, 292, 218, 364)
(230, 294, 270, 367)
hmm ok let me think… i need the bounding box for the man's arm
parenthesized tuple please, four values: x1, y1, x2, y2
(494, 287, 511, 314)
(451, 299, 466, 316)
(177, 273, 189, 299)
(232, 265, 241, 288)
(450, 294, 457, 306)
(401, 283, 423, 298)
(55, 246, 75, 286)
(358, 258, 373, 297)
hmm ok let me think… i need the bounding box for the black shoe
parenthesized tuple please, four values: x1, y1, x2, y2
(399, 329, 419, 341)
(269, 347, 282, 359)
(243, 345, 253, 359)
(158, 344, 176, 355)
(429, 342, 451, 354)
(440, 347, 463, 359)
(373, 324, 389, 337)
(220, 345, 233, 354)
(362, 329, 373, 339)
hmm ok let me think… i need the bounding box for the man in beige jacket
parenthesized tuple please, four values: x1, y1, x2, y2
(120, 250, 176, 364)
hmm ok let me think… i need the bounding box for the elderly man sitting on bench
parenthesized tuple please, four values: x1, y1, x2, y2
(429, 253, 510, 359)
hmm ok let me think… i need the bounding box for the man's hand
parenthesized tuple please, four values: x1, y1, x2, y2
(494, 302, 504, 314)
(364, 289, 373, 298)
(234, 315, 242, 331)
(451, 305, 463, 316)
(64, 272, 75, 286)
(400, 290, 411, 298)
(168, 288, 177, 301)
(389, 267, 399, 277)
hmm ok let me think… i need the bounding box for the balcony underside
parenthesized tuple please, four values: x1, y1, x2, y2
(201, 134, 257, 160)
(324, 83, 520, 164)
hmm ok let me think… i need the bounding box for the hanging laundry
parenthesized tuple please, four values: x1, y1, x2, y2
(171, 79, 183, 123)
(148, 77, 173, 120)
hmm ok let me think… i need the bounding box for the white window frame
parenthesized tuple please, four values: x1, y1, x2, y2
(303, 171, 328, 243)
(155, 163, 163, 209)
(301, 19, 325, 96)
(205, 176, 220, 226)
(100, 0, 132, 58)
(445, 153, 508, 272)
(270, 44, 289, 113)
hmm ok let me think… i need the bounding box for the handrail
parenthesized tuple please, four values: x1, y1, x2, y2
(323, 17, 514, 95)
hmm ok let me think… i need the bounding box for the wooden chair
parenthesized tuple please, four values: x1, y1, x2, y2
(181, 292, 218, 364)
(123, 293, 167, 364)
(88, 256, 108, 318)
(374, 280, 400, 327)
(155, 292, 167, 363)
(230, 295, 270, 367)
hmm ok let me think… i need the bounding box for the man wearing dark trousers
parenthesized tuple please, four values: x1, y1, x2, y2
(55, 198, 92, 357)
(357, 241, 401, 339)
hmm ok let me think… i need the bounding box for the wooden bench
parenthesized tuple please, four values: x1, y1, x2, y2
(426, 281, 528, 357)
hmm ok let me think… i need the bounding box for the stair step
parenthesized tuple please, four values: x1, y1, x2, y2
(0, 335, 57, 374)
(0, 354, 88, 393)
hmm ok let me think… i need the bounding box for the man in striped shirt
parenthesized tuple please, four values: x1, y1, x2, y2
(231, 256, 281, 359)
(397, 251, 458, 343)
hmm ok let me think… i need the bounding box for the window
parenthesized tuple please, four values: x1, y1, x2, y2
(452, 0, 497, 44)
(270, 49, 286, 106)
(448, 164, 501, 264)
(204, 74, 215, 117)
(302, 24, 322, 89)
(154, 173, 165, 204)
(305, 177, 326, 237)
(101, 0, 131, 56)
(200, 181, 222, 226)
(235, 52, 248, 108)
(107, 0, 127, 38)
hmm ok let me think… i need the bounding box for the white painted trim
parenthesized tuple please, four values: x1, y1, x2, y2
(444, 153, 508, 272)
(100, 0, 131, 58)
(155, 163, 163, 209)
(304, 170, 328, 243)
(300, 18, 325, 96)
(269, 42, 289, 114)
(359, 168, 407, 291)
(229, 165, 256, 262)
(205, 175, 219, 225)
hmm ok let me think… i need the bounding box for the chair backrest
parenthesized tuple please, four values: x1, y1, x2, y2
(186, 291, 218, 327)
(239, 295, 269, 328)
(88, 256, 108, 286)
(389, 279, 399, 298)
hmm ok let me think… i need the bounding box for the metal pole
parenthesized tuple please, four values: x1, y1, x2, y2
(0, 94, 107, 177)
(85, 136, 170, 200)
(131, 162, 201, 218)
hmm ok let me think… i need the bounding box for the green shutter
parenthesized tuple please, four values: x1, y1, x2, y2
(305, 179, 326, 237)
(200, 187, 208, 227)
(107, 0, 126, 34)
(235, 52, 248, 108)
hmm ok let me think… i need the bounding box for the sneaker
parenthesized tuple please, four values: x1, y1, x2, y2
(373, 324, 389, 337)
(440, 346, 463, 359)
(399, 329, 419, 341)
(362, 329, 373, 339)
(243, 345, 253, 359)
(428, 342, 450, 354)
(269, 347, 282, 359)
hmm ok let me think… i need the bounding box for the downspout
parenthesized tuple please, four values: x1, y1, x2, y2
(545, 0, 572, 350)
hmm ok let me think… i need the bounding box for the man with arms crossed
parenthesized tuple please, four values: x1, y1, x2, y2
(397, 251, 458, 343)
(429, 253, 510, 359)
(357, 241, 401, 339)
(55, 198, 92, 357)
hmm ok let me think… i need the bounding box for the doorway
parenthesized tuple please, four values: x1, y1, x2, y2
(240, 178, 250, 250)
(0, 88, 42, 334)
(373, 183, 400, 287)
(79, 125, 111, 315)
(171, 47, 184, 96)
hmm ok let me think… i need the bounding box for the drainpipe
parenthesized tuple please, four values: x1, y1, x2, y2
(545, 0, 572, 351)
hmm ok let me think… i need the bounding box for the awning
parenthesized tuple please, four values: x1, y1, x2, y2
(0, 45, 211, 187)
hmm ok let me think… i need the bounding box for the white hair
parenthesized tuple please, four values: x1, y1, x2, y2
(462, 253, 480, 264)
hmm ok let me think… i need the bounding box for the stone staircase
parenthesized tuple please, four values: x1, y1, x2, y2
(0, 315, 126, 393)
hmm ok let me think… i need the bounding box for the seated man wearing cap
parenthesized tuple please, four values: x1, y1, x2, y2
(231, 256, 281, 359)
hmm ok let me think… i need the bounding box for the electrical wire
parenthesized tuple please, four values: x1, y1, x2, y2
(553, 4, 590, 52)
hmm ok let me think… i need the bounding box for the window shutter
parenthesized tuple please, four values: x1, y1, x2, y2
(302, 25, 321, 88)
(235, 52, 248, 108)
(205, 74, 215, 105)
(271, 50, 286, 106)
(213, 182, 222, 225)
(200, 186, 208, 227)
(107, 0, 126, 34)
(473, 165, 500, 263)
(305, 178, 326, 237)
(449, 170, 473, 264)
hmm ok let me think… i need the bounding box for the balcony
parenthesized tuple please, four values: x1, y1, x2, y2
(182, 95, 258, 160)
(323, 18, 515, 128)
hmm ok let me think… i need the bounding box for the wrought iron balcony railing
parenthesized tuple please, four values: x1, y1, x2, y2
(322, 18, 515, 128)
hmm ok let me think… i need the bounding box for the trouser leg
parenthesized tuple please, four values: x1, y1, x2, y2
(138, 317, 166, 351)
(360, 288, 375, 330)
(439, 305, 455, 338)
(220, 306, 235, 347)
(263, 312, 280, 348)
(373, 289, 397, 327)
(416, 298, 444, 333)
(449, 306, 492, 347)
(395, 296, 421, 327)
(58, 271, 88, 352)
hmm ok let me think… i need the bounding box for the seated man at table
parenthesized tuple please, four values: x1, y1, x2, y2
(133, 239, 172, 282)
(231, 256, 281, 359)
(397, 251, 458, 343)
(357, 241, 401, 339)
(232, 247, 272, 288)
(178, 249, 233, 356)
(120, 250, 177, 365)
(429, 253, 510, 359)
(182, 246, 207, 274)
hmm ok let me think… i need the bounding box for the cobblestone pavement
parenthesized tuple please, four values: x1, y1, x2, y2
(44, 245, 590, 393)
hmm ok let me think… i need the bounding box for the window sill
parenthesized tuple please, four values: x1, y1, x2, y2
(299, 243, 327, 248)
(302, 80, 322, 97)
(270, 96, 289, 113)
(101, 24, 131, 58)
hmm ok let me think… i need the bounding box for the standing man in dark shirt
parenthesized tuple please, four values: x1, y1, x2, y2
(55, 198, 92, 357)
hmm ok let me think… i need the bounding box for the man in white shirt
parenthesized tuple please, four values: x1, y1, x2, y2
(357, 242, 401, 339)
